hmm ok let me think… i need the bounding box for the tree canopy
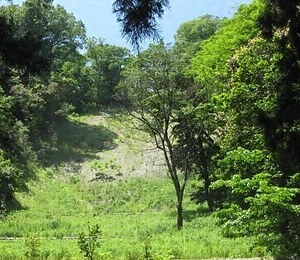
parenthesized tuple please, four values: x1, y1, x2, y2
(1, 0, 300, 258)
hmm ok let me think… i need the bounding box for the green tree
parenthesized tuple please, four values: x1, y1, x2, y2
(0, 4, 50, 79)
(172, 100, 220, 211)
(85, 37, 129, 105)
(174, 14, 222, 65)
(0, 87, 35, 213)
(0, 0, 86, 211)
(212, 35, 300, 257)
(51, 54, 94, 113)
(256, 0, 300, 186)
(17, 0, 86, 78)
(172, 15, 223, 211)
(189, 0, 264, 88)
(118, 42, 196, 229)
(185, 0, 266, 211)
(0, 0, 87, 122)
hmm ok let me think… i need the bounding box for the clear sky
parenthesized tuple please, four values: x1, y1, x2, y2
(3, 0, 253, 49)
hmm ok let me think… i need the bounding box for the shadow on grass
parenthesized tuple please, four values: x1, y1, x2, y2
(183, 204, 211, 222)
(39, 117, 118, 167)
(4, 197, 27, 215)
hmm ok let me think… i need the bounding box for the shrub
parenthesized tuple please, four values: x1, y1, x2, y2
(78, 224, 102, 260)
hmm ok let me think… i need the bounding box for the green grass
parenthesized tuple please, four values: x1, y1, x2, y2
(0, 111, 269, 259)
(0, 173, 263, 259)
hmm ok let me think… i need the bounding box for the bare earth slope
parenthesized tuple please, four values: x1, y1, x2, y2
(42, 111, 167, 182)
(80, 112, 167, 181)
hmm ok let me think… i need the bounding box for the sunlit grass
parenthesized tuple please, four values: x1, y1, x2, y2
(0, 172, 263, 259)
(0, 111, 269, 259)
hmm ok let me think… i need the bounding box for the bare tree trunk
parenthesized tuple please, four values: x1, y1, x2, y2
(203, 170, 214, 211)
(177, 194, 183, 230)
(199, 140, 215, 212)
(160, 135, 185, 229)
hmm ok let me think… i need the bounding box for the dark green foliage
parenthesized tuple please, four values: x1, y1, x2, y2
(253, 1, 300, 256)
(258, 0, 300, 51)
(256, 0, 300, 186)
(0, 0, 86, 213)
(0, 87, 35, 213)
(51, 58, 93, 112)
(208, 5, 300, 256)
(172, 101, 219, 211)
(0, 6, 50, 77)
(18, 0, 86, 76)
(85, 38, 130, 106)
(259, 9, 300, 187)
(112, 0, 170, 48)
(0, 0, 86, 118)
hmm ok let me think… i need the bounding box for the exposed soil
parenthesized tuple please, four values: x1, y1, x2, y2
(72, 112, 167, 181)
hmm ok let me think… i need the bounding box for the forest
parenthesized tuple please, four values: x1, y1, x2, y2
(0, 0, 299, 259)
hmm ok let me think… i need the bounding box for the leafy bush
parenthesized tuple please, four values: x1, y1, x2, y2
(24, 236, 41, 259)
(213, 172, 300, 257)
(0, 155, 19, 213)
(78, 224, 102, 260)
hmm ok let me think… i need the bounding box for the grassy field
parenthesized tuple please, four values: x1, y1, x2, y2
(0, 110, 268, 259)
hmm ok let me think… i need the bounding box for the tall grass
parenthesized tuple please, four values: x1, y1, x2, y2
(0, 171, 264, 259)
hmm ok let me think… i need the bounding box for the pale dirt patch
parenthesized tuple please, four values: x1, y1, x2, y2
(79, 113, 167, 181)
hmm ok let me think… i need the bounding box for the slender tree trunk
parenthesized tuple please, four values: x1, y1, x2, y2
(176, 188, 184, 230)
(203, 170, 214, 211)
(177, 196, 183, 229)
(96, 81, 101, 107)
(160, 136, 185, 229)
(199, 142, 215, 212)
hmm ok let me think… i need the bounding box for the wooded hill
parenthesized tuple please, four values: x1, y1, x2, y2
(0, 0, 299, 258)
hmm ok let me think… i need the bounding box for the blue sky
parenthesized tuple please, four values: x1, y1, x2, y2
(3, 0, 253, 49)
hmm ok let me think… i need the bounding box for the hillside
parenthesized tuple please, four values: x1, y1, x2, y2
(41, 109, 166, 182)
(0, 110, 270, 259)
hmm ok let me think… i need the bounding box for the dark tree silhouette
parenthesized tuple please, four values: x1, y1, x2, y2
(112, 0, 170, 48)
(258, 0, 300, 185)
(2, 0, 170, 48)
